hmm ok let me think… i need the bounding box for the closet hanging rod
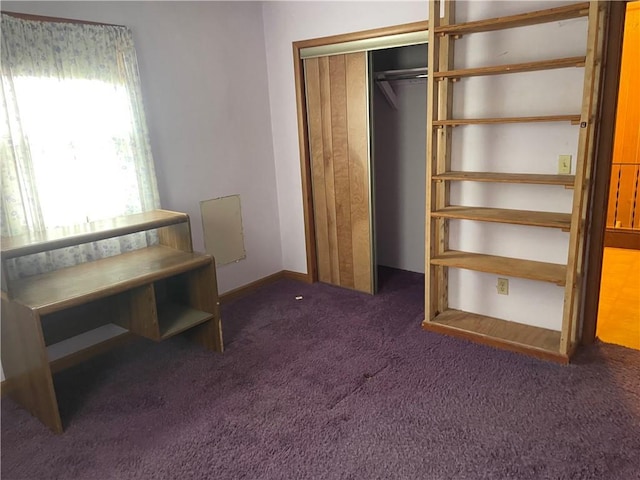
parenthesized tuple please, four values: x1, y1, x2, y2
(374, 67, 428, 82)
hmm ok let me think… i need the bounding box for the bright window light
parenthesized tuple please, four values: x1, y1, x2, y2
(12, 76, 142, 227)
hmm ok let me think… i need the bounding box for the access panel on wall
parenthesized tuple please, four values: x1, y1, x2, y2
(304, 52, 374, 294)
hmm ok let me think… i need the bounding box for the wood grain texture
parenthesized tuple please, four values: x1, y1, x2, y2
(294, 21, 428, 50)
(320, 56, 341, 285)
(432, 206, 571, 229)
(561, 1, 608, 354)
(293, 44, 318, 284)
(306, 58, 331, 284)
(434, 2, 589, 35)
(433, 171, 575, 186)
(581, 1, 626, 345)
(10, 246, 212, 315)
(127, 284, 160, 341)
(345, 52, 373, 294)
(426, 0, 443, 320)
(294, 22, 428, 291)
(304, 53, 373, 293)
(435, 0, 455, 315)
(329, 54, 355, 290)
(1, 298, 62, 433)
(158, 221, 193, 252)
(423, 309, 568, 364)
(431, 250, 566, 285)
(1, 209, 188, 259)
(433, 115, 581, 126)
(184, 263, 223, 353)
(434, 56, 586, 79)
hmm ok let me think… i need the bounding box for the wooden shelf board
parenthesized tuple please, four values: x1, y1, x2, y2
(47, 324, 130, 373)
(431, 250, 566, 285)
(1, 209, 188, 259)
(434, 2, 589, 35)
(10, 246, 212, 315)
(434, 115, 581, 127)
(433, 171, 574, 186)
(431, 206, 571, 229)
(434, 56, 585, 79)
(423, 309, 567, 364)
(157, 303, 214, 340)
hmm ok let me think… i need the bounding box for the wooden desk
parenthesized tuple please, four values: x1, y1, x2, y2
(1, 210, 223, 433)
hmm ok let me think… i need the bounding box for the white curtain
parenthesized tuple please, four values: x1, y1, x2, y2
(1, 14, 161, 279)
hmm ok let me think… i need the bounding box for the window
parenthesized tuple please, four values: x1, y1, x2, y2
(1, 14, 160, 277)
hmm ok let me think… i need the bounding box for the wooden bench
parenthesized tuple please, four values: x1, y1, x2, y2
(1, 210, 223, 433)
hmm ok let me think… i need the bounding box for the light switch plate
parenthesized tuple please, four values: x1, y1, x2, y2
(558, 155, 572, 174)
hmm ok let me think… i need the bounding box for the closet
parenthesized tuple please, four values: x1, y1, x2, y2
(301, 34, 428, 294)
(372, 45, 427, 277)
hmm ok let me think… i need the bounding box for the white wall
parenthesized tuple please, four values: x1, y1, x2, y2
(261, 1, 428, 274)
(373, 81, 426, 273)
(448, 1, 587, 330)
(3, 1, 283, 294)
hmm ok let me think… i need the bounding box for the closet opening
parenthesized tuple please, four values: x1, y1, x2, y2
(371, 44, 427, 290)
(293, 21, 429, 296)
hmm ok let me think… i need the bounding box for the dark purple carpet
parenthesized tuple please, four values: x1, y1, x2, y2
(2, 268, 640, 480)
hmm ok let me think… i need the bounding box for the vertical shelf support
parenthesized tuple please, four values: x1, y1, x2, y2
(560, 1, 608, 355)
(426, 0, 455, 320)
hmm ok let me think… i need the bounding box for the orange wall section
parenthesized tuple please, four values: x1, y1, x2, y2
(607, 2, 640, 230)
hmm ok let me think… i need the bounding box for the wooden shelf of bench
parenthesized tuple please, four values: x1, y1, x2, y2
(47, 324, 132, 374)
(422, 309, 567, 364)
(434, 56, 585, 80)
(431, 206, 571, 229)
(432, 171, 575, 186)
(430, 250, 566, 285)
(434, 2, 589, 35)
(1, 209, 188, 259)
(157, 303, 214, 340)
(1, 209, 223, 434)
(434, 115, 581, 127)
(9, 245, 212, 315)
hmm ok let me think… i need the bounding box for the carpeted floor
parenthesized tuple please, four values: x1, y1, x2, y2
(2, 268, 640, 480)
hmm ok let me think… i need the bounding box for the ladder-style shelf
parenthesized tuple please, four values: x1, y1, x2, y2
(433, 2, 590, 35)
(432, 172, 575, 186)
(433, 56, 586, 80)
(423, 0, 606, 363)
(430, 251, 566, 285)
(431, 206, 571, 229)
(433, 115, 581, 127)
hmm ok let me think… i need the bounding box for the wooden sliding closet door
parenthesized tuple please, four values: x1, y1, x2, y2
(304, 52, 374, 294)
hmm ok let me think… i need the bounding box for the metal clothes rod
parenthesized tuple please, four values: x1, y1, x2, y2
(374, 67, 428, 82)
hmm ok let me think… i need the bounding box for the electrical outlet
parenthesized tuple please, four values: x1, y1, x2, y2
(558, 155, 572, 174)
(496, 278, 509, 295)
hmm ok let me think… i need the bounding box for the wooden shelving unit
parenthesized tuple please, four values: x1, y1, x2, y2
(423, 1, 607, 363)
(1, 210, 223, 433)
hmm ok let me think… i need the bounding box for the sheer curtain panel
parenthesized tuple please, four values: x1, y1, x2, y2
(1, 14, 161, 279)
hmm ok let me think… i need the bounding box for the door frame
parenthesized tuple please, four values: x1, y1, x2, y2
(292, 21, 429, 285)
(581, 0, 629, 344)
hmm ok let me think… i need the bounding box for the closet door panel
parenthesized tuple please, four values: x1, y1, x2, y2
(306, 58, 332, 284)
(305, 52, 373, 294)
(319, 56, 341, 284)
(329, 55, 355, 290)
(345, 53, 373, 293)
